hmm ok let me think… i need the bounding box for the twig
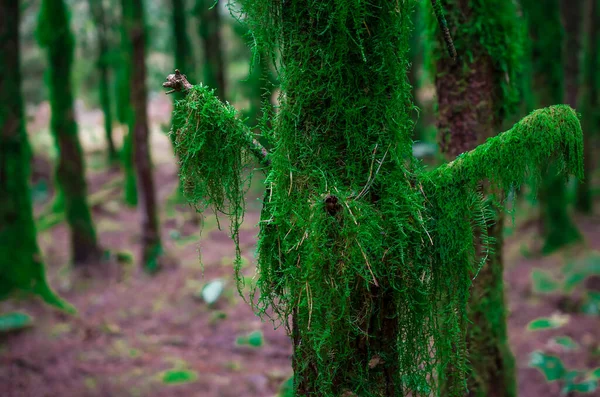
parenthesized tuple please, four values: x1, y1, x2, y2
(431, 0, 457, 62)
(162, 69, 193, 94)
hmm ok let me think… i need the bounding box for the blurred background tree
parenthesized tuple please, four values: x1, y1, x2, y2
(37, 0, 102, 265)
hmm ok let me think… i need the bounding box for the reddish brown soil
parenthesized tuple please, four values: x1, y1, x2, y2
(1, 101, 598, 396)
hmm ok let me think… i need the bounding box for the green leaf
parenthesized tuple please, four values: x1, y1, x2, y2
(278, 376, 294, 397)
(527, 315, 569, 331)
(160, 369, 198, 385)
(0, 312, 33, 332)
(564, 272, 588, 292)
(587, 367, 600, 380)
(200, 279, 225, 305)
(236, 330, 264, 347)
(532, 269, 560, 294)
(582, 292, 600, 316)
(552, 336, 579, 351)
(529, 351, 566, 381)
(563, 379, 598, 394)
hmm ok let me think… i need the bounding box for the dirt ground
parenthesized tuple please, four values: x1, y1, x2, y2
(1, 98, 598, 397)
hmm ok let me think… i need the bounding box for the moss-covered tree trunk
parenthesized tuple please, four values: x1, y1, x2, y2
(576, 0, 599, 213)
(0, 0, 69, 309)
(119, 0, 137, 206)
(195, 0, 226, 100)
(127, 0, 162, 272)
(89, 0, 117, 162)
(166, 1, 584, 396)
(429, 1, 519, 395)
(521, 0, 582, 253)
(37, 0, 101, 265)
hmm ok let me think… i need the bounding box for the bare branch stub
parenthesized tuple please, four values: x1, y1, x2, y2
(162, 69, 193, 95)
(324, 194, 342, 216)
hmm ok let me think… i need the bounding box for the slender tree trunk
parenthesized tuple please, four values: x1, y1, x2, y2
(576, 0, 599, 213)
(196, 0, 226, 100)
(172, 0, 193, 78)
(409, 5, 425, 142)
(431, 1, 518, 395)
(561, 0, 584, 108)
(89, 0, 117, 162)
(127, 0, 162, 272)
(541, 0, 585, 252)
(119, 0, 137, 206)
(521, 0, 582, 253)
(0, 0, 59, 305)
(37, 0, 101, 265)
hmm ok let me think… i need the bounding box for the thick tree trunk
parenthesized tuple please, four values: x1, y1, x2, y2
(433, 1, 517, 395)
(128, 0, 162, 272)
(89, 0, 117, 162)
(196, 0, 226, 100)
(276, 3, 407, 395)
(38, 0, 101, 265)
(0, 0, 43, 297)
(576, 0, 599, 213)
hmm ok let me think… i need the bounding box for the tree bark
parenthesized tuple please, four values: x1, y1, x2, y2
(38, 0, 101, 265)
(127, 0, 162, 272)
(433, 1, 517, 395)
(576, 0, 599, 213)
(89, 0, 117, 162)
(196, 0, 226, 100)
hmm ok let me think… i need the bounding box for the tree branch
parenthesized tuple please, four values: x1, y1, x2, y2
(425, 105, 584, 189)
(162, 69, 193, 94)
(162, 70, 270, 168)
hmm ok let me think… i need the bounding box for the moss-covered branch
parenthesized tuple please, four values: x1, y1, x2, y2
(164, 71, 270, 169)
(425, 105, 584, 191)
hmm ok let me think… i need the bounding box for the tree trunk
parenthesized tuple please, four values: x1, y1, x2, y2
(431, 1, 518, 395)
(196, 0, 226, 100)
(172, 0, 193, 78)
(89, 0, 117, 162)
(0, 0, 61, 306)
(259, 2, 443, 395)
(119, 0, 137, 206)
(521, 0, 582, 253)
(576, 0, 599, 213)
(127, 0, 162, 272)
(37, 0, 101, 265)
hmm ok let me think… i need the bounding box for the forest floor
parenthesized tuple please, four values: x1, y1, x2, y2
(1, 97, 599, 397)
